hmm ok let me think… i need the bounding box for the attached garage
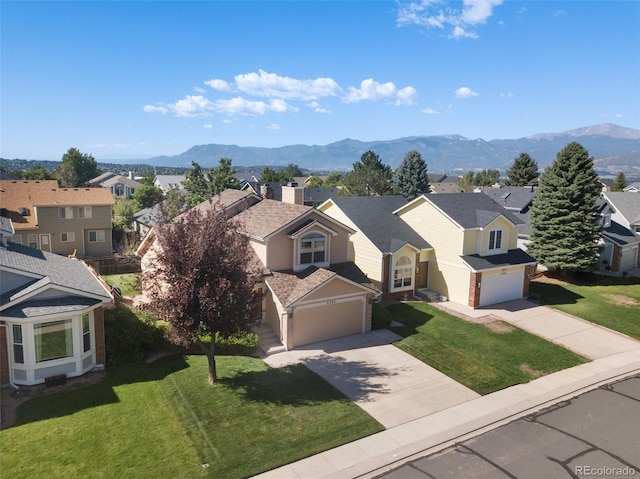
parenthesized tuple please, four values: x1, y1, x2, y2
(620, 247, 639, 272)
(293, 297, 365, 347)
(479, 269, 525, 307)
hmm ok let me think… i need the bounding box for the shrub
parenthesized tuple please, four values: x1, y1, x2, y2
(371, 303, 391, 330)
(104, 302, 169, 366)
(215, 330, 260, 355)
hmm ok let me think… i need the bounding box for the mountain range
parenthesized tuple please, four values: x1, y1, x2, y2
(143, 123, 640, 175)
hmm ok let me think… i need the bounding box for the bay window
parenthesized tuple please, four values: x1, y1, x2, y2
(34, 319, 73, 362)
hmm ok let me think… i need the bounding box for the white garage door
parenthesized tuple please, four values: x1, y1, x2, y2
(479, 270, 524, 307)
(620, 247, 638, 272)
(293, 298, 364, 348)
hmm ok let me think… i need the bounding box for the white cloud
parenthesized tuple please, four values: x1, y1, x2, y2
(170, 95, 215, 117)
(213, 97, 297, 116)
(455, 86, 478, 99)
(344, 79, 416, 105)
(398, 0, 503, 39)
(143, 104, 168, 114)
(307, 101, 331, 114)
(205, 78, 232, 91)
(193, 86, 206, 93)
(234, 69, 342, 100)
(500, 92, 514, 98)
(203, 124, 213, 129)
(266, 123, 281, 130)
(422, 107, 440, 114)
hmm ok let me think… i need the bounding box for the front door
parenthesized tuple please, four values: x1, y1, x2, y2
(39, 234, 51, 252)
(417, 261, 428, 288)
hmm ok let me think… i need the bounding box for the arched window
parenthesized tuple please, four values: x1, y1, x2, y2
(393, 255, 413, 289)
(300, 232, 326, 266)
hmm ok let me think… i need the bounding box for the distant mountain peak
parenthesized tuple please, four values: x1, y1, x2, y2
(527, 123, 640, 140)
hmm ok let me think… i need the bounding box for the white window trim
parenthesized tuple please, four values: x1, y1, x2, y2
(27, 234, 38, 248)
(59, 206, 74, 219)
(295, 231, 329, 271)
(488, 229, 504, 253)
(61, 232, 76, 242)
(88, 230, 106, 243)
(78, 206, 92, 219)
(390, 254, 415, 293)
(11, 235, 22, 245)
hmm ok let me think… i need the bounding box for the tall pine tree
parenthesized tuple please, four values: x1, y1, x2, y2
(611, 172, 627, 192)
(394, 150, 429, 199)
(527, 142, 601, 273)
(505, 153, 538, 186)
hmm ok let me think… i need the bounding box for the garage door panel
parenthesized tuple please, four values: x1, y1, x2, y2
(479, 270, 524, 307)
(294, 299, 363, 347)
(620, 248, 638, 272)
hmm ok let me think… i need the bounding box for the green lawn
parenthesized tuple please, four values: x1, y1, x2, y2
(387, 302, 588, 395)
(1, 355, 382, 479)
(103, 273, 142, 296)
(529, 276, 640, 340)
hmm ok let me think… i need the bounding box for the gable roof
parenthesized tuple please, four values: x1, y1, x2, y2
(481, 186, 536, 213)
(233, 199, 313, 239)
(602, 192, 640, 225)
(153, 175, 186, 192)
(601, 220, 640, 246)
(265, 262, 378, 308)
(0, 243, 112, 308)
(0, 180, 115, 229)
(460, 249, 537, 271)
(326, 196, 430, 253)
(397, 193, 524, 229)
(623, 182, 640, 193)
(98, 175, 142, 189)
(188, 189, 260, 217)
(304, 187, 339, 204)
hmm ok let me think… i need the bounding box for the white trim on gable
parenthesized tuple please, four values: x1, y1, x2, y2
(288, 220, 339, 239)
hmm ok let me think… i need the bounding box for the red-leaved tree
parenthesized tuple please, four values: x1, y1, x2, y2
(143, 205, 261, 384)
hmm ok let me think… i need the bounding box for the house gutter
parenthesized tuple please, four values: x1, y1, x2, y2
(0, 324, 20, 390)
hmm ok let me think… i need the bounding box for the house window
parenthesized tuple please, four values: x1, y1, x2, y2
(114, 184, 125, 197)
(10, 235, 22, 245)
(88, 230, 105, 242)
(82, 314, 91, 352)
(59, 206, 74, 219)
(34, 319, 73, 362)
(489, 230, 503, 251)
(393, 255, 413, 289)
(299, 232, 326, 265)
(28, 234, 38, 248)
(61, 232, 76, 242)
(12, 325, 24, 364)
(78, 206, 92, 219)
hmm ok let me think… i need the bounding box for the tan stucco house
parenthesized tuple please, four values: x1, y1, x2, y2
(137, 188, 380, 350)
(0, 221, 113, 386)
(0, 180, 115, 258)
(320, 193, 537, 309)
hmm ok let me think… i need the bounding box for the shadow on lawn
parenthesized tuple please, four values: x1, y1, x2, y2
(385, 302, 434, 337)
(529, 282, 584, 306)
(222, 355, 396, 404)
(8, 355, 189, 429)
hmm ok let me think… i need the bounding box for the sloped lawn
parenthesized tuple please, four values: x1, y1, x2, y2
(387, 302, 588, 395)
(102, 273, 142, 297)
(1, 355, 382, 479)
(529, 276, 640, 340)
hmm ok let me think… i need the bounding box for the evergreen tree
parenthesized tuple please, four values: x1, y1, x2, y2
(505, 153, 539, 186)
(183, 161, 211, 207)
(474, 169, 501, 187)
(393, 150, 429, 199)
(209, 157, 239, 194)
(459, 171, 475, 192)
(611, 172, 628, 192)
(527, 142, 601, 273)
(260, 167, 290, 182)
(342, 150, 394, 196)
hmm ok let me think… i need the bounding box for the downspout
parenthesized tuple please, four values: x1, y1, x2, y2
(0, 324, 20, 390)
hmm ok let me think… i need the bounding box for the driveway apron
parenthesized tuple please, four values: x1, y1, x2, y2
(263, 329, 479, 428)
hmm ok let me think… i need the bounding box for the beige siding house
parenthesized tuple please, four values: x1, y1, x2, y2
(321, 193, 537, 309)
(0, 180, 115, 258)
(137, 188, 380, 351)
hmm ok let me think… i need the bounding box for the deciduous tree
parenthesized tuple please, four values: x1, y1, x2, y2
(56, 148, 100, 187)
(342, 150, 394, 196)
(459, 171, 475, 192)
(505, 153, 539, 186)
(144, 205, 262, 384)
(474, 169, 501, 187)
(528, 142, 601, 273)
(393, 150, 429, 199)
(260, 167, 291, 183)
(132, 184, 164, 211)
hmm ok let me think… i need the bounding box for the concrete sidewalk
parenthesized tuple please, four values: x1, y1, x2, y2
(253, 300, 640, 479)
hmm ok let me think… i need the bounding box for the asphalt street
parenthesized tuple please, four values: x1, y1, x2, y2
(376, 375, 640, 479)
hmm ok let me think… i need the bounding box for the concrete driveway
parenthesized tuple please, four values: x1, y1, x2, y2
(263, 329, 479, 428)
(440, 299, 640, 360)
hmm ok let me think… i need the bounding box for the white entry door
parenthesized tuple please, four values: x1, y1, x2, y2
(39, 234, 51, 252)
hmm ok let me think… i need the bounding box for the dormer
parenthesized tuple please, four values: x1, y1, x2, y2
(288, 219, 338, 272)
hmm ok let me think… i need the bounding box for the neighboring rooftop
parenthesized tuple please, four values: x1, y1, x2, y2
(481, 186, 536, 213)
(233, 199, 313, 239)
(603, 192, 640, 225)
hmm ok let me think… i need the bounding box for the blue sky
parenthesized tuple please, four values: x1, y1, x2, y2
(2, 1, 639, 161)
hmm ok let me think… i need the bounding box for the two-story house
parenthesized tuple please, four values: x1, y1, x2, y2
(0, 224, 113, 386)
(137, 189, 380, 350)
(89, 172, 142, 199)
(0, 180, 115, 258)
(596, 193, 640, 274)
(320, 193, 537, 309)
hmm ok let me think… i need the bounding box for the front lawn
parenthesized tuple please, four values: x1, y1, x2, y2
(1, 355, 382, 479)
(387, 302, 588, 395)
(529, 276, 640, 340)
